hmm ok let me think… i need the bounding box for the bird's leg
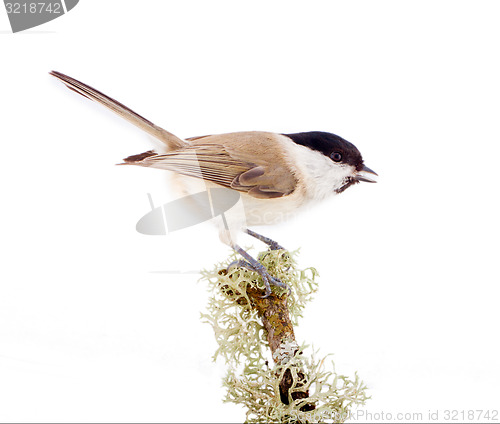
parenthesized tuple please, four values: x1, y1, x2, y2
(228, 245, 290, 298)
(245, 229, 292, 274)
(246, 229, 285, 251)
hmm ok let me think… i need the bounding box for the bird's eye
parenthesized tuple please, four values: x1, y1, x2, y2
(331, 152, 342, 162)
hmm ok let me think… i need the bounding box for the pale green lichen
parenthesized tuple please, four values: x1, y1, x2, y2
(201, 249, 369, 423)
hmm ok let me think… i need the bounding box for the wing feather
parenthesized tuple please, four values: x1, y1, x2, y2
(121, 140, 296, 198)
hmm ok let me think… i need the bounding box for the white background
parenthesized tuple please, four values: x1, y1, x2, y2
(1, 1, 499, 422)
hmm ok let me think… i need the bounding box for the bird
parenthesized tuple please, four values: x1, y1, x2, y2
(50, 71, 377, 297)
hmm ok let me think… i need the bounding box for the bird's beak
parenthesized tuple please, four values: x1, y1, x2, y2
(355, 165, 378, 183)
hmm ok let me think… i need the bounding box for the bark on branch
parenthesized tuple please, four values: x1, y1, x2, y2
(246, 286, 315, 411)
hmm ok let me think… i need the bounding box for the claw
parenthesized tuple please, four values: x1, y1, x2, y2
(230, 245, 291, 297)
(227, 259, 255, 273)
(256, 265, 290, 297)
(269, 241, 285, 251)
(261, 283, 273, 298)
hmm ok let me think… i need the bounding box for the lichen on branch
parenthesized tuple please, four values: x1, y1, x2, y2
(201, 249, 368, 423)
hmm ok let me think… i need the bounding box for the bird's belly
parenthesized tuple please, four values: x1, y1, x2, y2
(169, 173, 307, 245)
(239, 193, 305, 227)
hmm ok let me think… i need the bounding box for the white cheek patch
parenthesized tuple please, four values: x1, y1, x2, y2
(283, 141, 355, 200)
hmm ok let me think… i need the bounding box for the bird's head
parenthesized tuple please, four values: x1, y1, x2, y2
(283, 131, 377, 196)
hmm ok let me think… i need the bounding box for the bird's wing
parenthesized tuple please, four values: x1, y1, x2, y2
(50, 71, 186, 151)
(121, 139, 297, 199)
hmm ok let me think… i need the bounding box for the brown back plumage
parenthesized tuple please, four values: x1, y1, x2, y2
(122, 132, 298, 199)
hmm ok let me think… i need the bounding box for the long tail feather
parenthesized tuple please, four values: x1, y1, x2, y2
(50, 71, 186, 151)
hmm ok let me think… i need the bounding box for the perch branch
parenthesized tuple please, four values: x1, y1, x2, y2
(246, 285, 315, 410)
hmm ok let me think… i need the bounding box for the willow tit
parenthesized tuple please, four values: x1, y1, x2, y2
(50, 71, 377, 296)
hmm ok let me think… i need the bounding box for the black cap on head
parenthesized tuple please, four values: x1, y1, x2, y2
(283, 131, 364, 171)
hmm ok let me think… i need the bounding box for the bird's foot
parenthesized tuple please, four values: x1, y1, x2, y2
(227, 252, 290, 298)
(268, 241, 285, 251)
